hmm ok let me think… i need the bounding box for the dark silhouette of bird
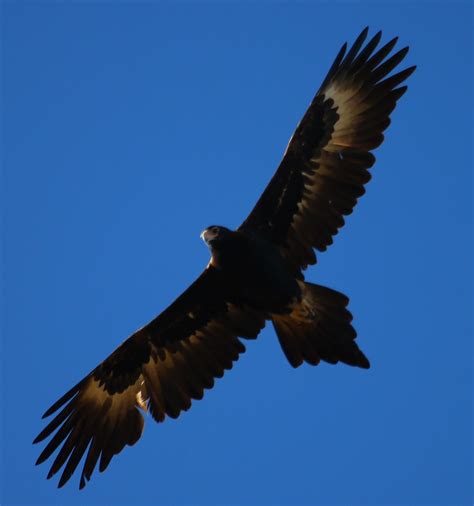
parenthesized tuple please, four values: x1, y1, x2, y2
(34, 27, 415, 489)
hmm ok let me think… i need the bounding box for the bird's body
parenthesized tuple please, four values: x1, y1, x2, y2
(202, 226, 365, 369)
(205, 226, 300, 314)
(34, 27, 415, 489)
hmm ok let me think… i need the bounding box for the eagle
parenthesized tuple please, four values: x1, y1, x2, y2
(34, 27, 415, 489)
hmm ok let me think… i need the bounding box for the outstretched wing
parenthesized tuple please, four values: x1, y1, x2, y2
(34, 267, 265, 489)
(240, 28, 415, 275)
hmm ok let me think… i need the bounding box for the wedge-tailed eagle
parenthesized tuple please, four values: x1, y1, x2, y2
(34, 27, 415, 489)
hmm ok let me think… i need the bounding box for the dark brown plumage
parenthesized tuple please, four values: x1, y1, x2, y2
(241, 27, 415, 274)
(34, 28, 415, 489)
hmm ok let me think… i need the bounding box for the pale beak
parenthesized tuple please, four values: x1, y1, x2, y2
(200, 228, 217, 246)
(200, 229, 210, 244)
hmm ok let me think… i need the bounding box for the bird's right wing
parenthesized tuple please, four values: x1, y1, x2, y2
(34, 266, 265, 489)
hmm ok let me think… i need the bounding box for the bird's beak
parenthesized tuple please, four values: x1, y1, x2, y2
(200, 229, 210, 245)
(201, 228, 218, 246)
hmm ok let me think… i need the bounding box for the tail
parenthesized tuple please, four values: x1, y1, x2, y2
(272, 282, 370, 369)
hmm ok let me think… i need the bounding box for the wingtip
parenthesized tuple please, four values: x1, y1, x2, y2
(405, 64, 417, 76)
(357, 26, 370, 43)
(79, 475, 87, 490)
(359, 353, 371, 369)
(35, 454, 45, 465)
(58, 475, 69, 489)
(42, 407, 54, 419)
(399, 46, 410, 58)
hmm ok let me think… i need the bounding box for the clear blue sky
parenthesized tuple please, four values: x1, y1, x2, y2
(2, 2, 472, 505)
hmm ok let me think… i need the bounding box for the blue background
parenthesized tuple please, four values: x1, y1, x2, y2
(2, 2, 472, 505)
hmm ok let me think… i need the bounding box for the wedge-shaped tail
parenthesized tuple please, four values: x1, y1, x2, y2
(272, 282, 370, 369)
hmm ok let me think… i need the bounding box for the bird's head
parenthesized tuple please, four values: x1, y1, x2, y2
(200, 225, 232, 248)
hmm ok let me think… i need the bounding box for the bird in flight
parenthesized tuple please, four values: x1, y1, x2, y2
(34, 27, 415, 489)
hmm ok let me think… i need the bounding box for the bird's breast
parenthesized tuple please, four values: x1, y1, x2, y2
(210, 232, 300, 313)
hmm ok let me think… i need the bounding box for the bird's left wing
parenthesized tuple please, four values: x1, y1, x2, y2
(34, 266, 265, 489)
(240, 28, 415, 275)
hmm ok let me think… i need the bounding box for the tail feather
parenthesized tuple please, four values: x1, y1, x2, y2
(272, 282, 370, 369)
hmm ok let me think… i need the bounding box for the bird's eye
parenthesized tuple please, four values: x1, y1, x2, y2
(212, 227, 219, 234)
